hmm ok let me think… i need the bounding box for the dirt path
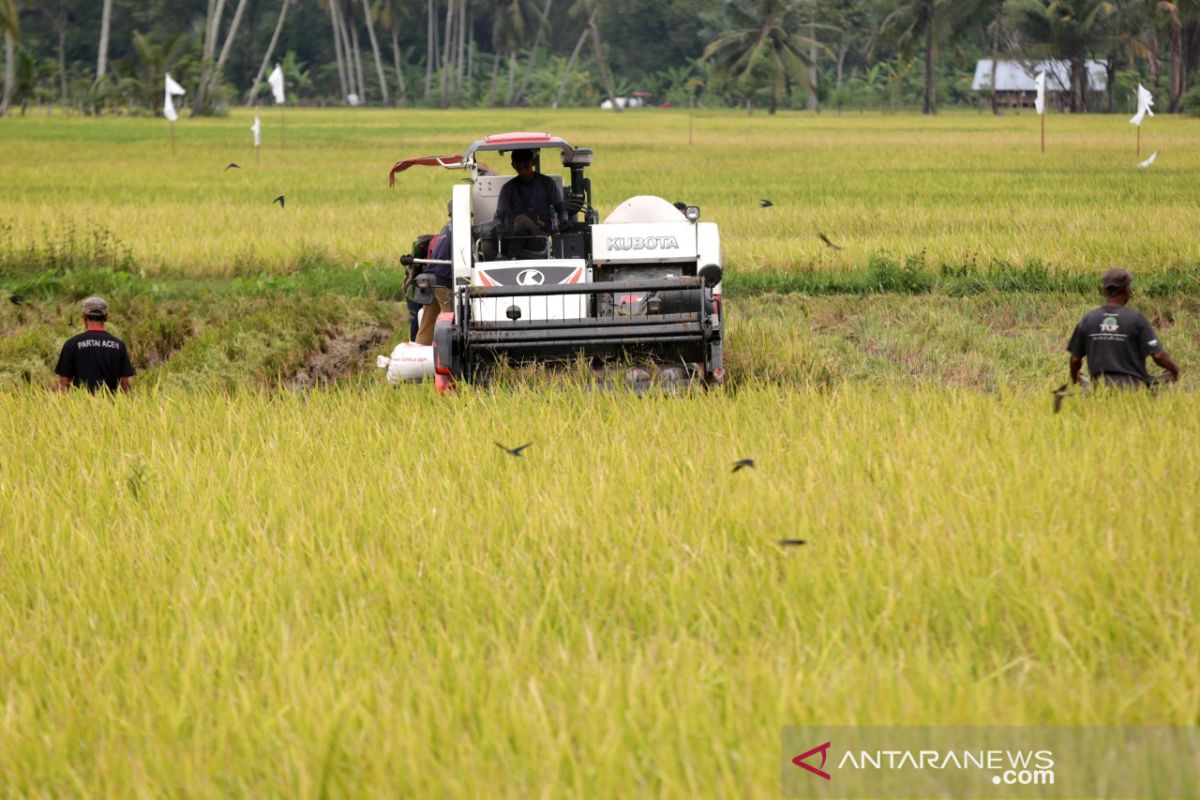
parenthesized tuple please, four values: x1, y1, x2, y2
(290, 326, 390, 389)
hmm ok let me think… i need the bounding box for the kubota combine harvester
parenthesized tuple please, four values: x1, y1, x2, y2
(378, 132, 725, 391)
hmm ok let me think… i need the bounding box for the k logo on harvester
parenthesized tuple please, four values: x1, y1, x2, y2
(516, 269, 545, 286)
(793, 741, 832, 781)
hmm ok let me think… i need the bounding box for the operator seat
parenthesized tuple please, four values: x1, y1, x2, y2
(472, 174, 563, 260)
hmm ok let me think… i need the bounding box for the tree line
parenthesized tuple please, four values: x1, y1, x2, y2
(1, 0, 1198, 117)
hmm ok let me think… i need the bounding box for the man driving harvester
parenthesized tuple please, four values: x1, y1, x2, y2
(1067, 268, 1180, 388)
(491, 148, 567, 258)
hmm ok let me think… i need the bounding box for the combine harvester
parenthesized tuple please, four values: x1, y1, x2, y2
(378, 132, 725, 392)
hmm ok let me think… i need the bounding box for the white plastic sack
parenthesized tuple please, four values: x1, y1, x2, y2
(377, 342, 435, 383)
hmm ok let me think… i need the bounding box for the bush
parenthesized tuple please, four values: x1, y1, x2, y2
(1182, 84, 1200, 117)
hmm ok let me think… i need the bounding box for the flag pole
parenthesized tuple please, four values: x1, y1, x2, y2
(170, 121, 176, 156)
(1136, 125, 1140, 159)
(688, 93, 693, 147)
(280, 105, 285, 150)
(1040, 113, 1044, 154)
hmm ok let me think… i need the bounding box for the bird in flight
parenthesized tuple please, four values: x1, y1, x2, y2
(1052, 383, 1072, 414)
(496, 441, 532, 457)
(759, 199, 773, 208)
(225, 163, 241, 170)
(777, 539, 808, 547)
(1138, 150, 1159, 169)
(818, 232, 843, 251)
(731, 458, 755, 473)
(273, 195, 286, 208)
(8, 294, 22, 305)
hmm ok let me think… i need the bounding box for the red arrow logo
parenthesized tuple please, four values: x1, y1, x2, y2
(792, 741, 832, 780)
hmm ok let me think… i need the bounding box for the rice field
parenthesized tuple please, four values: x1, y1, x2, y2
(1, 386, 1197, 796)
(1, 108, 1198, 797)
(2, 108, 1199, 276)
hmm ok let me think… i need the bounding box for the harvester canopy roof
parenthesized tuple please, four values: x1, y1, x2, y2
(387, 133, 577, 187)
(465, 132, 575, 164)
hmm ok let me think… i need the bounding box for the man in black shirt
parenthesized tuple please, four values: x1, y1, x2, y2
(415, 203, 456, 346)
(494, 148, 566, 247)
(55, 296, 135, 393)
(1067, 269, 1180, 388)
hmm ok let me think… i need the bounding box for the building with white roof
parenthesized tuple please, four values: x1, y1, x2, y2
(972, 59, 1108, 109)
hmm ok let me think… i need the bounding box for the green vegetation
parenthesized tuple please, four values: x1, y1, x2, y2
(4, 0, 1199, 116)
(2, 110, 1199, 277)
(1, 109, 1197, 797)
(1, 386, 1197, 796)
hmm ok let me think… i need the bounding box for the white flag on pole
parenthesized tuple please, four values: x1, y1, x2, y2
(267, 64, 286, 104)
(163, 73, 186, 122)
(1034, 72, 1046, 115)
(1130, 83, 1154, 126)
(251, 112, 261, 147)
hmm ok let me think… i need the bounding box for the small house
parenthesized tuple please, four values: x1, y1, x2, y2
(971, 60, 1108, 109)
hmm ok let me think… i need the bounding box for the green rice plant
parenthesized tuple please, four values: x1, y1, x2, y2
(2, 109, 1198, 278)
(0, 385, 1196, 796)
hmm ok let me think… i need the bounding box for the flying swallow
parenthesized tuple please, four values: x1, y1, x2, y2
(1052, 383, 1071, 414)
(225, 163, 241, 170)
(732, 458, 755, 473)
(759, 199, 773, 208)
(777, 539, 808, 547)
(496, 441, 532, 457)
(8, 294, 22, 305)
(818, 232, 843, 250)
(273, 195, 286, 208)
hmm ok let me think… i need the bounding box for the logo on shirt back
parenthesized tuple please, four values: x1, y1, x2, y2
(1099, 314, 1119, 333)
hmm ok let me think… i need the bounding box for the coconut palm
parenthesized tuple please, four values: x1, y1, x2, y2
(246, 0, 292, 104)
(376, 0, 416, 104)
(132, 30, 187, 112)
(489, 0, 537, 105)
(1156, 0, 1200, 110)
(1, 0, 16, 117)
(95, 0, 110, 83)
(1010, 0, 1117, 112)
(702, 0, 829, 114)
(360, 0, 389, 105)
(878, 0, 986, 115)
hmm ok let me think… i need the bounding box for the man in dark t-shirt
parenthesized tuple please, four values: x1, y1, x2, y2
(414, 204, 456, 347)
(495, 148, 566, 239)
(1067, 269, 1179, 388)
(55, 296, 135, 393)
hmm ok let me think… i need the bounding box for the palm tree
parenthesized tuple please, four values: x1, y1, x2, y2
(361, 0, 389, 105)
(512, 0, 553, 106)
(95, 0, 111, 84)
(701, 0, 828, 114)
(553, 4, 597, 108)
(246, 0, 291, 105)
(201, 0, 250, 111)
(878, 0, 984, 114)
(490, 0, 536, 106)
(1156, 1, 1200, 110)
(1105, 0, 1151, 111)
(1, 0, 15, 36)
(132, 31, 187, 112)
(43, 0, 70, 104)
(1, 0, 16, 117)
(1010, 0, 1117, 112)
(376, 0, 415, 105)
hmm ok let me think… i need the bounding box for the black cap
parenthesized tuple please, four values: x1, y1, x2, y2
(1101, 268, 1133, 295)
(510, 149, 535, 164)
